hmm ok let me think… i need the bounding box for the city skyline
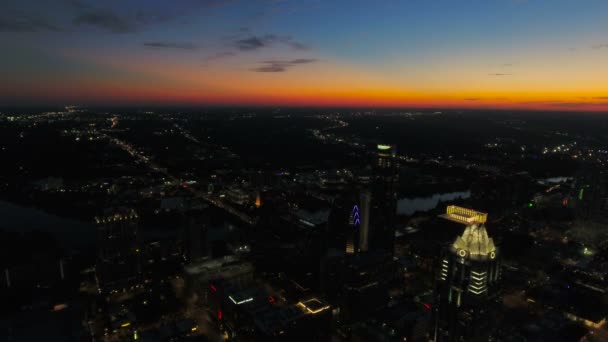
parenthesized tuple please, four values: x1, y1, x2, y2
(2, 0, 608, 111)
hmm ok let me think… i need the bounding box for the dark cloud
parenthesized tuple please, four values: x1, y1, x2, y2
(252, 58, 318, 72)
(237, 36, 266, 50)
(592, 44, 608, 49)
(518, 100, 608, 108)
(235, 34, 309, 51)
(272, 58, 317, 64)
(203, 51, 236, 62)
(72, 5, 182, 33)
(551, 102, 607, 107)
(144, 41, 198, 50)
(193, 0, 237, 10)
(1, 0, 235, 34)
(0, 16, 62, 32)
(65, 0, 90, 10)
(254, 65, 286, 72)
(488, 73, 513, 76)
(73, 9, 135, 33)
(285, 40, 308, 50)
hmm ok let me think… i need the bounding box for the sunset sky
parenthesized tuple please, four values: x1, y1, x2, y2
(1, 0, 608, 111)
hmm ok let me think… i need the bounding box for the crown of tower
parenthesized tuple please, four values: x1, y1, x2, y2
(451, 224, 497, 261)
(439, 206, 498, 261)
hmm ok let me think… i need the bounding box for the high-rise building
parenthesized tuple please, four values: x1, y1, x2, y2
(372, 144, 398, 254)
(433, 206, 500, 342)
(572, 166, 608, 219)
(325, 198, 354, 255)
(322, 193, 396, 324)
(182, 212, 208, 262)
(359, 190, 371, 253)
(346, 203, 358, 255)
(95, 208, 141, 293)
(376, 144, 397, 170)
(340, 190, 371, 255)
(339, 250, 394, 323)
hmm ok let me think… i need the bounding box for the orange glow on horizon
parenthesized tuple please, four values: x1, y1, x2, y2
(0, 44, 596, 113)
(4, 48, 594, 112)
(4, 81, 608, 112)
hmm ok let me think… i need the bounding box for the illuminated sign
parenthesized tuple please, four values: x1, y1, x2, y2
(121, 322, 131, 328)
(229, 295, 254, 305)
(377, 144, 392, 151)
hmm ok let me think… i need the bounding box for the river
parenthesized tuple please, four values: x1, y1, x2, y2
(397, 190, 471, 216)
(0, 200, 95, 248)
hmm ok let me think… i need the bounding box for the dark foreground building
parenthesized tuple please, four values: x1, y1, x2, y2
(433, 206, 501, 342)
(95, 208, 141, 293)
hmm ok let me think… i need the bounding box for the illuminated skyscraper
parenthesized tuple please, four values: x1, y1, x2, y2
(376, 144, 396, 169)
(342, 189, 372, 255)
(372, 144, 398, 254)
(433, 206, 500, 342)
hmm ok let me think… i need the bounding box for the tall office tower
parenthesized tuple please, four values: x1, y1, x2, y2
(325, 199, 352, 254)
(376, 144, 396, 169)
(373, 144, 398, 254)
(346, 203, 360, 254)
(325, 192, 369, 256)
(95, 208, 141, 293)
(339, 251, 394, 323)
(433, 206, 500, 342)
(359, 190, 371, 253)
(572, 166, 608, 219)
(184, 216, 207, 262)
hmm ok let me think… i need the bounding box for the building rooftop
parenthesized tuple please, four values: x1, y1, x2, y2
(184, 256, 253, 281)
(228, 292, 255, 305)
(439, 205, 487, 225)
(293, 208, 331, 227)
(254, 305, 304, 336)
(94, 208, 138, 224)
(297, 298, 330, 314)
